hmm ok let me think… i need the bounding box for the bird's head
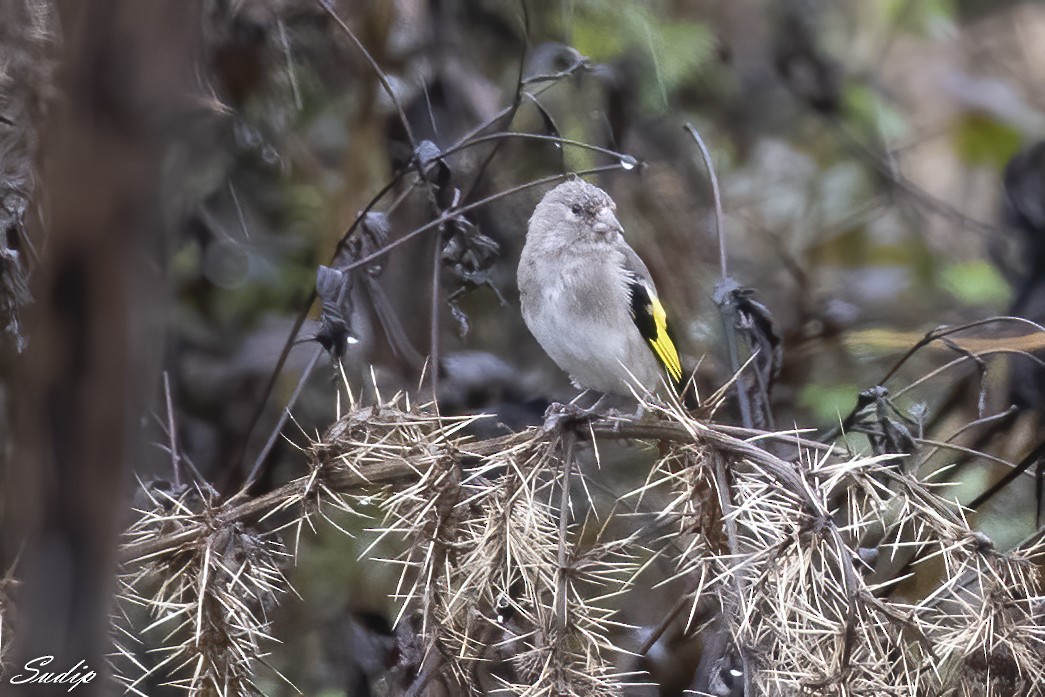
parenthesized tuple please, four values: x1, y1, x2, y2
(528, 179, 624, 246)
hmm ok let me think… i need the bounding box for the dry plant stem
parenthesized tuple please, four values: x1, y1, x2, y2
(712, 456, 754, 696)
(243, 345, 325, 490)
(705, 426, 868, 677)
(342, 163, 632, 272)
(123, 414, 852, 641)
(318, 0, 418, 153)
(233, 167, 432, 486)
(684, 123, 727, 280)
(892, 348, 1045, 401)
(385, 61, 585, 224)
(403, 650, 443, 697)
(276, 17, 302, 111)
(321, 0, 463, 398)
(916, 521, 1045, 614)
(636, 595, 687, 656)
(150, 412, 211, 488)
(877, 316, 1045, 388)
(684, 124, 760, 429)
(364, 277, 427, 368)
(914, 405, 1018, 472)
(706, 423, 845, 455)
(226, 291, 312, 487)
(557, 431, 577, 630)
(430, 232, 442, 397)
(967, 440, 1045, 510)
(589, 420, 813, 497)
(442, 132, 638, 165)
(449, 42, 587, 150)
(164, 371, 182, 489)
(907, 435, 1023, 473)
(460, 19, 528, 205)
(720, 313, 753, 428)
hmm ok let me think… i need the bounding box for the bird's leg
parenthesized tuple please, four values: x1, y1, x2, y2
(543, 402, 589, 432)
(543, 391, 611, 432)
(598, 399, 646, 432)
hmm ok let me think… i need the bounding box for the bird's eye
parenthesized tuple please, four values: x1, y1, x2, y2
(570, 204, 582, 216)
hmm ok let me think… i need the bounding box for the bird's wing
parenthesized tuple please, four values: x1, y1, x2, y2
(620, 246, 683, 385)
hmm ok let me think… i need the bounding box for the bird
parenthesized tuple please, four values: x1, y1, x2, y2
(517, 178, 688, 406)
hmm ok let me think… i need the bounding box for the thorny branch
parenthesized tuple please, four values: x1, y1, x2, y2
(116, 387, 1045, 696)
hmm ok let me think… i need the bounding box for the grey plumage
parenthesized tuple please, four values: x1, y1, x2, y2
(517, 179, 670, 397)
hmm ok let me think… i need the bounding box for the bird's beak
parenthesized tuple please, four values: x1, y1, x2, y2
(592, 206, 623, 235)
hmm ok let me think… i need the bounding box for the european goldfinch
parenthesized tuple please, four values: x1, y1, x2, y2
(517, 179, 686, 402)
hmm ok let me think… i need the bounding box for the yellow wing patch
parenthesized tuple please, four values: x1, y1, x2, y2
(648, 295, 683, 383)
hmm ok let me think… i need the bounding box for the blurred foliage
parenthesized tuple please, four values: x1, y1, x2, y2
(886, 0, 957, 35)
(565, 0, 716, 111)
(798, 381, 859, 425)
(939, 259, 1010, 305)
(842, 83, 909, 142)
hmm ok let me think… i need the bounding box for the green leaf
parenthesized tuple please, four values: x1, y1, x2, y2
(952, 113, 1022, 169)
(939, 260, 1011, 306)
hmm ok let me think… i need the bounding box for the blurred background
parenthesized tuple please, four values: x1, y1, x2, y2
(2, 0, 1044, 695)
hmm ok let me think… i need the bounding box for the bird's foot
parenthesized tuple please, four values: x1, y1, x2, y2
(542, 401, 601, 433)
(597, 403, 646, 432)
